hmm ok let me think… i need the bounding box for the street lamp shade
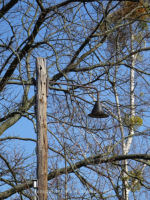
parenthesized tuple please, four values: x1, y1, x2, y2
(88, 100, 109, 118)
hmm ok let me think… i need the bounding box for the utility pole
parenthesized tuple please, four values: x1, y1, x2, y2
(34, 57, 108, 200)
(36, 57, 48, 200)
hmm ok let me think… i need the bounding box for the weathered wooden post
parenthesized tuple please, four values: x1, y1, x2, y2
(36, 57, 48, 200)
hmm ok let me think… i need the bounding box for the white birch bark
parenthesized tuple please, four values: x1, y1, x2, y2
(124, 25, 136, 200)
(113, 27, 137, 199)
(125, 26, 136, 153)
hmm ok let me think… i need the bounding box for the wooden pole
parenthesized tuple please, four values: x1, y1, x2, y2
(36, 57, 48, 200)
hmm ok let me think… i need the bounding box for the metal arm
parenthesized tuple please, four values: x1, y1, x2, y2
(47, 79, 99, 100)
(46, 78, 109, 118)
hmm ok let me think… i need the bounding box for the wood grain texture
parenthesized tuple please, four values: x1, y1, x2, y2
(36, 57, 48, 200)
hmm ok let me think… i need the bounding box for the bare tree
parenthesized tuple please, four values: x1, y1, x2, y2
(0, 0, 150, 199)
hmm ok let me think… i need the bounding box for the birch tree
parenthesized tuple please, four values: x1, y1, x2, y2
(106, 2, 149, 199)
